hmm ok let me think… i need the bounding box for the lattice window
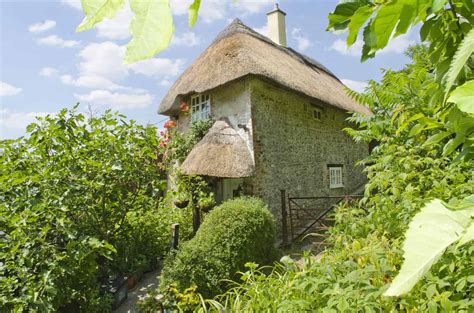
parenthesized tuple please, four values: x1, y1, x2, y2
(191, 94, 211, 122)
(329, 166, 343, 188)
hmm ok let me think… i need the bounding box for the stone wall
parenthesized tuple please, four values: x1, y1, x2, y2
(175, 79, 253, 158)
(249, 78, 369, 221)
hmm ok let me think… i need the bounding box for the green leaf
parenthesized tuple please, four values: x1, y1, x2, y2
(384, 199, 474, 297)
(347, 6, 372, 45)
(432, 0, 448, 12)
(442, 132, 465, 155)
(125, 0, 174, 63)
(424, 131, 452, 146)
(370, 2, 403, 51)
(76, 0, 124, 32)
(447, 81, 474, 114)
(457, 223, 474, 247)
(445, 28, 474, 93)
(188, 0, 201, 28)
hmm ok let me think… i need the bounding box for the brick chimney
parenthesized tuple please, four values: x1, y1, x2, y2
(266, 3, 287, 46)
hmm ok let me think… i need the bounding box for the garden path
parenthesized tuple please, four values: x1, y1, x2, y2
(114, 270, 159, 313)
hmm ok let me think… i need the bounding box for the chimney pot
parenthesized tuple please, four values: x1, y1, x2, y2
(266, 3, 287, 46)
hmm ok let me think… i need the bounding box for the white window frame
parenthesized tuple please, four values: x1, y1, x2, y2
(190, 94, 211, 122)
(329, 166, 343, 189)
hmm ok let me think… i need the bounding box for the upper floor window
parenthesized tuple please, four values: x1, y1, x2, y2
(328, 165, 343, 189)
(191, 94, 211, 122)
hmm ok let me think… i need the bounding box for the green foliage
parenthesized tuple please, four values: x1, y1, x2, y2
(76, 0, 201, 63)
(125, 0, 173, 63)
(384, 199, 474, 296)
(77, 0, 124, 32)
(165, 118, 213, 163)
(160, 197, 278, 299)
(202, 46, 473, 312)
(329, 0, 474, 161)
(0, 107, 181, 311)
(138, 283, 202, 313)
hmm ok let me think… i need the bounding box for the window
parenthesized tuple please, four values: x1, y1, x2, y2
(328, 166, 343, 188)
(191, 94, 211, 122)
(313, 108, 322, 121)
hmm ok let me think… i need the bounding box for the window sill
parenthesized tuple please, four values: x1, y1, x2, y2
(329, 185, 344, 189)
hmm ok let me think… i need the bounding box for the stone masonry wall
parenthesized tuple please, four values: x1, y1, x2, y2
(249, 78, 369, 222)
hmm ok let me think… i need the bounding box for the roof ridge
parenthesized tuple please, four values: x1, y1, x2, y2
(213, 19, 339, 81)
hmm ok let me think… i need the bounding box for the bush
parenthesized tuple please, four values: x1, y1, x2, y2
(0, 107, 175, 311)
(160, 197, 278, 298)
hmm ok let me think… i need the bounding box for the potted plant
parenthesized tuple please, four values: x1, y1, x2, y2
(174, 192, 190, 208)
(197, 192, 215, 213)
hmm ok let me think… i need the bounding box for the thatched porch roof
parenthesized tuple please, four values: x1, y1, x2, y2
(181, 119, 255, 178)
(158, 19, 371, 116)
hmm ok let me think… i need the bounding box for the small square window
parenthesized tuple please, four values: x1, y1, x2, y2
(313, 109, 322, 121)
(328, 166, 343, 188)
(191, 94, 211, 122)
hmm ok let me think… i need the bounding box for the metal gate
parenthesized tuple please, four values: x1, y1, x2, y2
(280, 191, 363, 245)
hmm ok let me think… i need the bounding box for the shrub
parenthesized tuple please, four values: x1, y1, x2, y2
(0, 107, 174, 311)
(160, 197, 278, 298)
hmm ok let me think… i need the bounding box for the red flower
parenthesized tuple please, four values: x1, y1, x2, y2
(180, 102, 189, 113)
(159, 140, 167, 148)
(164, 120, 176, 129)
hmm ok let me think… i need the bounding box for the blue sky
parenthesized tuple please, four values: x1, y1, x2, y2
(0, 0, 418, 139)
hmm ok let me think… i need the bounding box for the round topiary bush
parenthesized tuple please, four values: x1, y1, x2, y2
(160, 197, 278, 298)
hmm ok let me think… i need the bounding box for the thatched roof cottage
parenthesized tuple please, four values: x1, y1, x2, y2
(158, 5, 370, 222)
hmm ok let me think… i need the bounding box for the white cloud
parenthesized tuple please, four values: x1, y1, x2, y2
(61, 74, 126, 90)
(37, 35, 80, 48)
(74, 90, 153, 110)
(169, 0, 192, 15)
(199, 0, 227, 23)
(331, 33, 415, 57)
(291, 28, 311, 51)
(0, 109, 51, 131)
(60, 0, 82, 10)
(78, 42, 128, 81)
(60, 41, 184, 90)
(331, 39, 363, 56)
(159, 79, 172, 86)
(380, 34, 415, 54)
(1, 81, 22, 96)
(130, 58, 185, 77)
(254, 25, 267, 36)
(39, 67, 59, 77)
(96, 6, 132, 40)
(237, 0, 273, 14)
(341, 79, 368, 93)
(170, 0, 226, 23)
(171, 32, 200, 47)
(28, 20, 56, 33)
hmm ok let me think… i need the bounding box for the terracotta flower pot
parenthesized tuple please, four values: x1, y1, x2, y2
(127, 276, 135, 289)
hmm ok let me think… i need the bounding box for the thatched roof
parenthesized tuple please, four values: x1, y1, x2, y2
(181, 119, 255, 178)
(158, 19, 371, 116)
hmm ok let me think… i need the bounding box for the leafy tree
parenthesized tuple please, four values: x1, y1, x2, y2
(328, 0, 473, 160)
(0, 107, 167, 311)
(203, 45, 473, 312)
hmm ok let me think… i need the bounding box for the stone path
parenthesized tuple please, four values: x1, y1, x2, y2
(114, 270, 159, 313)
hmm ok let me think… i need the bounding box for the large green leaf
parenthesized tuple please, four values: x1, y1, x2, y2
(188, 0, 201, 28)
(448, 81, 474, 114)
(125, 0, 174, 63)
(370, 2, 403, 52)
(384, 199, 474, 297)
(347, 6, 373, 45)
(445, 28, 474, 93)
(76, 0, 124, 32)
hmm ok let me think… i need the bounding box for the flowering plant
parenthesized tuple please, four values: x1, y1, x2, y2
(180, 101, 189, 113)
(164, 120, 177, 129)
